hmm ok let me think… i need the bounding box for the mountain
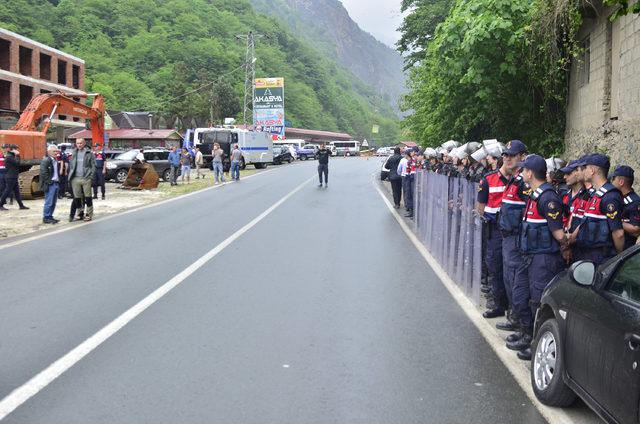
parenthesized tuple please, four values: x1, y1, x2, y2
(250, 0, 406, 113)
(0, 0, 399, 144)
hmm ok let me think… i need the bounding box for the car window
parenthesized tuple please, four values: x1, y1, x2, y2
(115, 150, 138, 161)
(158, 152, 169, 160)
(608, 252, 640, 302)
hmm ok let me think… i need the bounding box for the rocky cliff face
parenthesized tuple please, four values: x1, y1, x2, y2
(250, 0, 406, 114)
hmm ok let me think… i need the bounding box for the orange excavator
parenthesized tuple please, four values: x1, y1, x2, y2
(0, 93, 105, 199)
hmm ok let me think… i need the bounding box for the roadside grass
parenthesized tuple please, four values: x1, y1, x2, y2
(157, 168, 257, 196)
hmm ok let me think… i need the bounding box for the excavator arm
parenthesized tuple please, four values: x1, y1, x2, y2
(0, 93, 106, 199)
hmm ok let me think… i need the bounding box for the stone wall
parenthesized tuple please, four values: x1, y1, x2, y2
(565, 3, 640, 171)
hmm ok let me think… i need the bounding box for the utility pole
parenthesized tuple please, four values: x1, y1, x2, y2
(236, 31, 264, 128)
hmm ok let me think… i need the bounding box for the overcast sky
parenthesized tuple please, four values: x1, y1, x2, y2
(340, 0, 404, 48)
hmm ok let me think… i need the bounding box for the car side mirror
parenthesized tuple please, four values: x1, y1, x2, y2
(569, 261, 596, 287)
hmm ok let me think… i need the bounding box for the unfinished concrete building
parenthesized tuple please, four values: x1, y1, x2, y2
(0, 28, 86, 129)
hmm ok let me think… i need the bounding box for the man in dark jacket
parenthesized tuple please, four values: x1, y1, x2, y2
(0, 144, 29, 211)
(386, 147, 403, 208)
(40, 144, 61, 224)
(68, 138, 96, 221)
(317, 143, 330, 188)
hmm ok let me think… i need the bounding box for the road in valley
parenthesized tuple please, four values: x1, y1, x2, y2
(0, 158, 547, 423)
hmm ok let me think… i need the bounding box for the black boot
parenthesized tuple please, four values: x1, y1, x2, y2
(506, 333, 532, 351)
(517, 347, 532, 361)
(482, 308, 505, 318)
(506, 331, 524, 343)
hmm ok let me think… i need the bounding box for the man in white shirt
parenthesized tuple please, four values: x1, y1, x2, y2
(135, 149, 145, 163)
(397, 151, 412, 216)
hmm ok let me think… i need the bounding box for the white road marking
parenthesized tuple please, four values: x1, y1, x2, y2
(0, 175, 314, 421)
(373, 181, 579, 424)
(0, 166, 281, 251)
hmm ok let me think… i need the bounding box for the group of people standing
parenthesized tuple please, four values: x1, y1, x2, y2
(39, 138, 102, 224)
(167, 144, 243, 186)
(474, 140, 640, 360)
(387, 138, 640, 361)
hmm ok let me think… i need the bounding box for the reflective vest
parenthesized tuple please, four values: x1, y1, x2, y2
(94, 151, 105, 168)
(0, 152, 5, 172)
(519, 183, 560, 254)
(499, 174, 528, 234)
(577, 183, 620, 248)
(563, 188, 588, 233)
(483, 170, 507, 220)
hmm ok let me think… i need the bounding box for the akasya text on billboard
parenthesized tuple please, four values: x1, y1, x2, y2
(254, 77, 285, 139)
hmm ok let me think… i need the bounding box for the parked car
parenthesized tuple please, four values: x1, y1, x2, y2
(376, 147, 391, 156)
(106, 149, 177, 183)
(272, 146, 293, 165)
(296, 144, 318, 160)
(531, 247, 640, 424)
(380, 155, 391, 181)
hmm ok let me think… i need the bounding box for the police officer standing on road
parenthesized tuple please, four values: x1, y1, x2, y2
(476, 147, 510, 319)
(494, 141, 527, 332)
(610, 165, 640, 250)
(0, 144, 29, 211)
(317, 143, 330, 188)
(573, 154, 625, 265)
(506, 155, 569, 360)
(92, 144, 107, 200)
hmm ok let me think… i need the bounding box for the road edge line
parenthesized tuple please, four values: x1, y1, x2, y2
(0, 175, 314, 421)
(0, 166, 280, 251)
(373, 180, 576, 424)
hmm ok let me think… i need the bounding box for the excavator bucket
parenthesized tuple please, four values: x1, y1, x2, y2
(121, 163, 159, 190)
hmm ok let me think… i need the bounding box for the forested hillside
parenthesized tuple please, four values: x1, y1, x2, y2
(0, 0, 399, 143)
(250, 0, 406, 113)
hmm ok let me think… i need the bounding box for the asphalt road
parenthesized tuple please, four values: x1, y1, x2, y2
(0, 158, 546, 423)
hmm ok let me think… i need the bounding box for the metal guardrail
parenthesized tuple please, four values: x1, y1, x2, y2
(414, 171, 483, 305)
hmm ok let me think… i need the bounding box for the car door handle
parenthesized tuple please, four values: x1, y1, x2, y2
(625, 333, 640, 351)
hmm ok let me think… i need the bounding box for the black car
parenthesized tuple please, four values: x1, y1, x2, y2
(531, 247, 640, 424)
(106, 149, 178, 183)
(272, 146, 293, 165)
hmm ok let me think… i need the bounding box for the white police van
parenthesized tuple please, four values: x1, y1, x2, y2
(187, 127, 273, 169)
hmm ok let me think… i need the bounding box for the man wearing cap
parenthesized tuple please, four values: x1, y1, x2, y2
(494, 140, 528, 332)
(610, 165, 640, 250)
(560, 160, 589, 259)
(507, 155, 569, 360)
(0, 144, 29, 211)
(574, 154, 625, 264)
(476, 150, 510, 319)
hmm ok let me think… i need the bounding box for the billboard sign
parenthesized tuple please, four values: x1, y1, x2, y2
(254, 77, 285, 139)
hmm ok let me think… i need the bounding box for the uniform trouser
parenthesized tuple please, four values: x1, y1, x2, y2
(58, 174, 68, 198)
(390, 178, 402, 207)
(43, 182, 59, 219)
(486, 222, 506, 309)
(71, 177, 93, 217)
(318, 163, 328, 184)
(402, 175, 414, 211)
(516, 253, 564, 333)
(0, 172, 15, 203)
(502, 235, 525, 308)
(0, 177, 24, 207)
(92, 170, 105, 197)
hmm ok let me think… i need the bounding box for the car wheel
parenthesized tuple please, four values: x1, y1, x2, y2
(301, 155, 307, 161)
(531, 318, 576, 407)
(162, 169, 171, 182)
(115, 169, 128, 184)
(288, 158, 292, 163)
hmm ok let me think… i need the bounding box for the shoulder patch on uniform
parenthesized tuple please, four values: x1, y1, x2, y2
(547, 211, 560, 220)
(548, 201, 558, 210)
(606, 203, 616, 212)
